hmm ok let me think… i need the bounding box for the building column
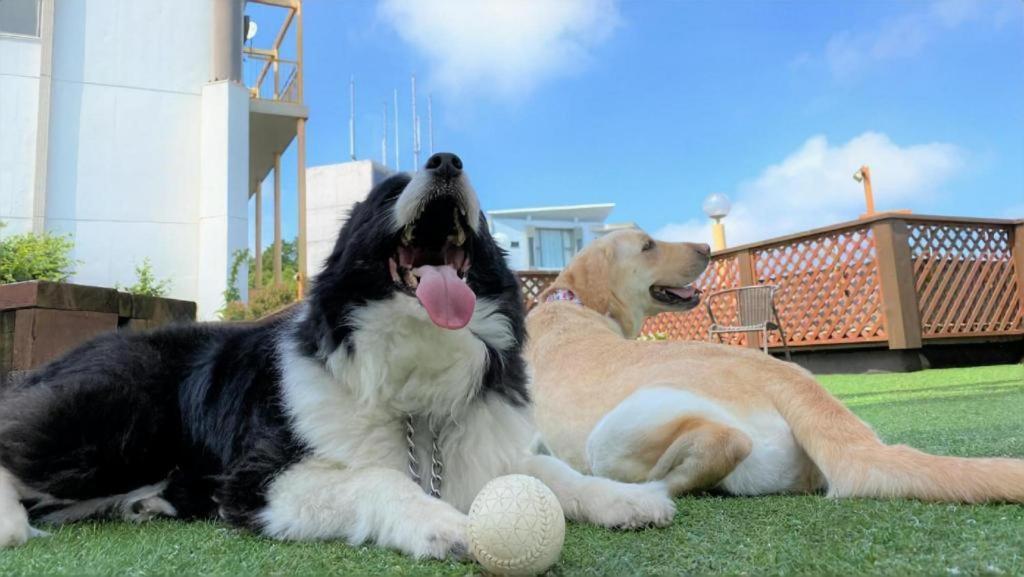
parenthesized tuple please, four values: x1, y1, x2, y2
(31, 0, 55, 234)
(254, 180, 263, 290)
(198, 80, 249, 319)
(210, 0, 242, 83)
(273, 152, 282, 285)
(295, 1, 308, 296)
(297, 118, 307, 295)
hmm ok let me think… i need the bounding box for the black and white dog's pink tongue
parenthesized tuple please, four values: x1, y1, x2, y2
(414, 265, 476, 329)
(666, 286, 697, 300)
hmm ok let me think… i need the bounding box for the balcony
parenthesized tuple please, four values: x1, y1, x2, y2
(242, 0, 309, 293)
(243, 0, 307, 189)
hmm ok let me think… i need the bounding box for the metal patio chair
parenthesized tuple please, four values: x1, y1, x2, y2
(706, 285, 792, 361)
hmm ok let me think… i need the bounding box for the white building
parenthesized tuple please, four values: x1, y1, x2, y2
(304, 168, 629, 275)
(0, 0, 307, 319)
(487, 204, 635, 270)
(305, 160, 391, 278)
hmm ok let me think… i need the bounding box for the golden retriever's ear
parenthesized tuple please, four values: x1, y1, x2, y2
(549, 242, 613, 314)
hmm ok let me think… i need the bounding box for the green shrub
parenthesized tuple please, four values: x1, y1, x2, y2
(248, 238, 299, 293)
(220, 283, 297, 321)
(223, 249, 249, 305)
(0, 227, 77, 284)
(118, 258, 171, 297)
(219, 247, 299, 320)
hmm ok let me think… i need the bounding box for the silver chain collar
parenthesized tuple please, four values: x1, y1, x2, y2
(405, 414, 443, 498)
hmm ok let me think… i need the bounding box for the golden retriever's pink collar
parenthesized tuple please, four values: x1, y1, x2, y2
(546, 288, 582, 306)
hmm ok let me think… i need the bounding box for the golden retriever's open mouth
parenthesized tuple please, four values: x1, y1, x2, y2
(650, 285, 701, 308)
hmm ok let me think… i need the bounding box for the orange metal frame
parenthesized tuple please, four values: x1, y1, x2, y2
(244, 0, 300, 103)
(244, 0, 307, 297)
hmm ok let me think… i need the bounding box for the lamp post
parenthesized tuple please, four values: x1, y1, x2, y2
(702, 193, 731, 251)
(853, 165, 875, 218)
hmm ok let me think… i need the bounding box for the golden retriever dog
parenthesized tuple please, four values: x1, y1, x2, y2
(526, 229, 1024, 502)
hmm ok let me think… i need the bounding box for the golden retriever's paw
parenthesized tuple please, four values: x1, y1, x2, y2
(589, 481, 677, 530)
(405, 507, 470, 560)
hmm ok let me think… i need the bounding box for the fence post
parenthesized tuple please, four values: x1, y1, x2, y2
(1014, 222, 1024, 320)
(872, 219, 922, 350)
(736, 249, 761, 349)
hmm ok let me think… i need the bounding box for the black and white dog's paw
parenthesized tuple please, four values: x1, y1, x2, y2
(0, 508, 37, 548)
(588, 480, 677, 530)
(122, 495, 178, 522)
(403, 506, 470, 560)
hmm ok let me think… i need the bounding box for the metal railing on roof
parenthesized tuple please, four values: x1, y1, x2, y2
(243, 0, 301, 104)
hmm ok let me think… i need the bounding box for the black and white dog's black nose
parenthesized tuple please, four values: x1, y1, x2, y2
(394, 151, 480, 233)
(425, 153, 463, 179)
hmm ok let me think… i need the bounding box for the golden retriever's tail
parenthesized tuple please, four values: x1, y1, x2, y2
(767, 366, 1024, 503)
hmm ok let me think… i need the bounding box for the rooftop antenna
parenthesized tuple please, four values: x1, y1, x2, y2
(427, 94, 434, 155)
(381, 101, 388, 168)
(393, 88, 400, 171)
(411, 74, 421, 168)
(348, 76, 356, 161)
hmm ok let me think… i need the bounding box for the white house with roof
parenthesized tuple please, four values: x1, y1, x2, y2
(487, 203, 635, 271)
(0, 0, 307, 319)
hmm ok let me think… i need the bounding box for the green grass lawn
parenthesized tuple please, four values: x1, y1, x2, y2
(2, 364, 1023, 576)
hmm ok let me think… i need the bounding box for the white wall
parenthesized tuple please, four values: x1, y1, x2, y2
(306, 160, 391, 278)
(490, 219, 528, 270)
(1, 0, 254, 319)
(0, 35, 40, 236)
(197, 80, 250, 320)
(37, 0, 250, 319)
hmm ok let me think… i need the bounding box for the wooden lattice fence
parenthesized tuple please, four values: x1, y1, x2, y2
(517, 271, 559, 311)
(518, 215, 1024, 352)
(753, 225, 886, 347)
(909, 221, 1024, 338)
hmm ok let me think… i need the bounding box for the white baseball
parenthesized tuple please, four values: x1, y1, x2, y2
(468, 475, 566, 576)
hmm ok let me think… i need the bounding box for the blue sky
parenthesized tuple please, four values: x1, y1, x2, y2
(251, 0, 1023, 248)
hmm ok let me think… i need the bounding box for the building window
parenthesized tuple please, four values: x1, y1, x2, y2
(0, 0, 40, 37)
(510, 241, 519, 248)
(534, 228, 576, 269)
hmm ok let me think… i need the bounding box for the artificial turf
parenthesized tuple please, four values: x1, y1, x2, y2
(1, 364, 1022, 576)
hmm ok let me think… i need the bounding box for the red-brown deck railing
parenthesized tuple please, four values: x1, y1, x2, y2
(517, 214, 1024, 352)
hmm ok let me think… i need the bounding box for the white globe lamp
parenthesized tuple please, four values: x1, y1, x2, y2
(702, 193, 731, 251)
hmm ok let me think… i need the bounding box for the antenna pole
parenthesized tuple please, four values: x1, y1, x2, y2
(411, 74, 420, 168)
(381, 101, 388, 167)
(391, 88, 399, 169)
(393, 89, 400, 171)
(427, 94, 434, 155)
(348, 76, 356, 161)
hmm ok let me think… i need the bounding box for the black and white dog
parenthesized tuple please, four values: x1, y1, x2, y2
(0, 153, 674, 555)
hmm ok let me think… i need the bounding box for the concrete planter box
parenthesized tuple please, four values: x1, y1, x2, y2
(0, 281, 195, 381)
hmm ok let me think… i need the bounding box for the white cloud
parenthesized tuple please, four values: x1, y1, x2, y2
(378, 0, 619, 100)
(655, 132, 966, 246)
(818, 0, 1018, 80)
